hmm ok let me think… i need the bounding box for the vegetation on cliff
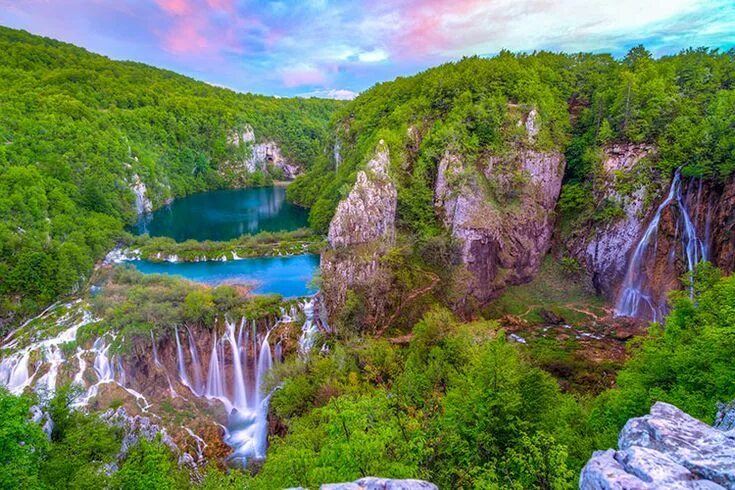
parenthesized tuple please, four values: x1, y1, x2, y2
(292, 46, 735, 238)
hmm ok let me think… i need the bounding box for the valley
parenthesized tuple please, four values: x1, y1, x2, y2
(0, 23, 734, 490)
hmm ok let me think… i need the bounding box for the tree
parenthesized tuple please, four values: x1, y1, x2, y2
(0, 390, 47, 489)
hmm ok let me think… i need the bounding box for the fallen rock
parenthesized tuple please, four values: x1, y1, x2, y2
(580, 401, 735, 489)
(321, 477, 438, 490)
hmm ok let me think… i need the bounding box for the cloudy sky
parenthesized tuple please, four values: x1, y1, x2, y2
(1, 0, 734, 99)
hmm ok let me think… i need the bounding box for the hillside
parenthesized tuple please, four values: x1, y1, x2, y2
(0, 26, 341, 327)
(290, 47, 735, 332)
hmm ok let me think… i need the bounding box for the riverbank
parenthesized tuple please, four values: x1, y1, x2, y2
(119, 229, 325, 263)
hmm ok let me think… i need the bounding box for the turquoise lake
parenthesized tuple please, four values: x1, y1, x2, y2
(129, 254, 319, 297)
(134, 187, 309, 242)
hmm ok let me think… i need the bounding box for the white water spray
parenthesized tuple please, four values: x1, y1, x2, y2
(615, 169, 708, 321)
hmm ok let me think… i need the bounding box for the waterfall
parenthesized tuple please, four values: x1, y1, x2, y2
(151, 331, 161, 367)
(334, 138, 342, 169)
(175, 327, 193, 392)
(298, 298, 318, 356)
(73, 349, 86, 386)
(7, 352, 31, 394)
(93, 338, 113, 382)
(226, 320, 248, 410)
(186, 326, 204, 394)
(205, 331, 225, 401)
(255, 334, 272, 406)
(615, 169, 707, 321)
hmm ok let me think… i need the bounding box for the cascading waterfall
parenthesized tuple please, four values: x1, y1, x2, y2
(174, 318, 276, 465)
(174, 327, 193, 392)
(0, 299, 315, 467)
(298, 298, 318, 355)
(615, 169, 708, 321)
(205, 331, 225, 400)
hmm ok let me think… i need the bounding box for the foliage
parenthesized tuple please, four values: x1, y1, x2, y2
(111, 437, 190, 490)
(0, 389, 48, 489)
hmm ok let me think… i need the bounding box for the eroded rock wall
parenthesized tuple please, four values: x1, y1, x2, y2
(435, 142, 564, 305)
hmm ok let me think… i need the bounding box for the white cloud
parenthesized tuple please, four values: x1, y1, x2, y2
(298, 88, 359, 100)
(358, 48, 388, 62)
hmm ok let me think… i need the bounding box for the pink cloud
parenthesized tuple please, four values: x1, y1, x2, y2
(375, 0, 489, 58)
(163, 17, 210, 54)
(154, 0, 192, 16)
(153, 0, 246, 56)
(205, 0, 235, 12)
(280, 65, 328, 88)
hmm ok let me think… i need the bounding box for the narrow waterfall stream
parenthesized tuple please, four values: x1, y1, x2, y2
(615, 169, 709, 321)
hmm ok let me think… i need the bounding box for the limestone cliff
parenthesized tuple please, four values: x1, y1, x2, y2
(581, 402, 735, 489)
(321, 141, 397, 323)
(327, 142, 396, 248)
(224, 126, 300, 181)
(567, 144, 658, 299)
(435, 131, 564, 306)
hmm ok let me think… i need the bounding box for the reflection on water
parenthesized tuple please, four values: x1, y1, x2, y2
(134, 187, 308, 242)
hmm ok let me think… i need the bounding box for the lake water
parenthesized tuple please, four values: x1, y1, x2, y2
(134, 187, 309, 242)
(129, 254, 319, 297)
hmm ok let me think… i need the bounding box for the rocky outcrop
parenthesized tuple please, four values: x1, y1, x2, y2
(322, 141, 397, 323)
(100, 407, 181, 461)
(580, 402, 735, 489)
(327, 142, 396, 248)
(567, 144, 657, 299)
(435, 138, 564, 305)
(226, 126, 300, 180)
(320, 477, 438, 490)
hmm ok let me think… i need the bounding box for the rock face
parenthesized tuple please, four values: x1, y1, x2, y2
(322, 141, 397, 322)
(580, 402, 735, 489)
(709, 175, 735, 273)
(327, 143, 396, 248)
(567, 144, 656, 299)
(435, 139, 564, 305)
(320, 477, 438, 490)
(226, 126, 300, 179)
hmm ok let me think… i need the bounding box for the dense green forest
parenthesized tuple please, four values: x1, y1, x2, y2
(290, 47, 735, 234)
(0, 27, 340, 327)
(2, 263, 732, 488)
